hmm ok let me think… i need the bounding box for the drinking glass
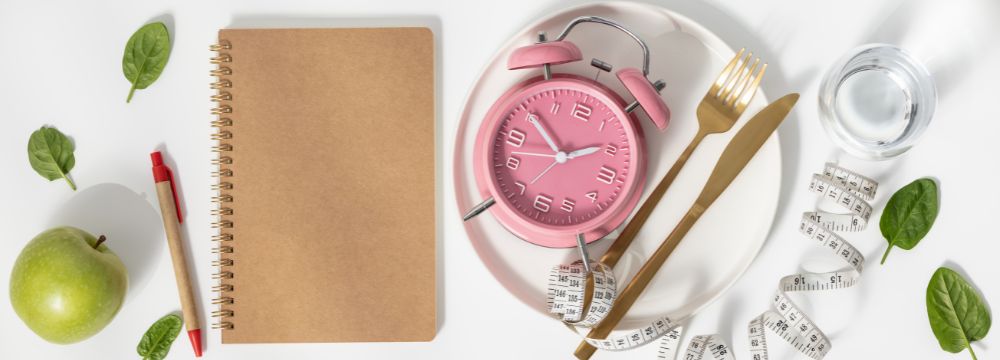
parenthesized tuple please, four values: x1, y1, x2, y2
(818, 44, 936, 160)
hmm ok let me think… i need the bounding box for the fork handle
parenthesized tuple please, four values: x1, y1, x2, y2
(599, 129, 708, 268)
(575, 206, 704, 359)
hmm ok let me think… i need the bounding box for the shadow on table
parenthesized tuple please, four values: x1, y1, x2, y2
(864, 0, 1000, 102)
(48, 183, 165, 303)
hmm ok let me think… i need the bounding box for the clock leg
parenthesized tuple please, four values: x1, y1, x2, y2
(576, 233, 593, 274)
(462, 197, 495, 221)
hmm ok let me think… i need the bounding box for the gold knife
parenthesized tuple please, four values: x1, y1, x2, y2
(574, 93, 799, 359)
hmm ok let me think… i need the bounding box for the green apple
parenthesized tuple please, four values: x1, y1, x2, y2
(9, 226, 128, 344)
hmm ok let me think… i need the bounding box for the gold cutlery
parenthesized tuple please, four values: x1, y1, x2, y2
(574, 93, 800, 359)
(600, 48, 766, 270)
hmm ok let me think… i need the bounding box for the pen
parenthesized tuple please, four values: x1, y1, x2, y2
(150, 151, 203, 357)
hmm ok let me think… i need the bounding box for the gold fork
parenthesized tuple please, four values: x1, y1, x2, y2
(598, 48, 767, 270)
(573, 49, 767, 359)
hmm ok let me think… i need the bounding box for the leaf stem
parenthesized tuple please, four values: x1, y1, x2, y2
(92, 235, 107, 250)
(968, 341, 978, 360)
(127, 81, 138, 103)
(880, 244, 893, 265)
(62, 172, 76, 191)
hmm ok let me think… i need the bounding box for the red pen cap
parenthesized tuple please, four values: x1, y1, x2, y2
(188, 329, 203, 357)
(150, 151, 183, 223)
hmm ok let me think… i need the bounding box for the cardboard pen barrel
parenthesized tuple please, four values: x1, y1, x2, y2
(154, 181, 200, 332)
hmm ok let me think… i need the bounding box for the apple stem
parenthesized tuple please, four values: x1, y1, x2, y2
(93, 235, 107, 250)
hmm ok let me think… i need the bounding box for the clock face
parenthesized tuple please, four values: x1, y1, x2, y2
(488, 80, 640, 231)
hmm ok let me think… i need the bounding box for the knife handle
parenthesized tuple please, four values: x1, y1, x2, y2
(575, 204, 705, 359)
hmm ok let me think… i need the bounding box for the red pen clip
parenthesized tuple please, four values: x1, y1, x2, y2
(151, 151, 183, 223)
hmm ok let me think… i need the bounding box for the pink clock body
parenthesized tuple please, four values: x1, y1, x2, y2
(474, 74, 647, 248)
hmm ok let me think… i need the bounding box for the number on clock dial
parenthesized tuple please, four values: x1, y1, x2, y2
(506, 129, 526, 147)
(491, 88, 632, 226)
(571, 102, 592, 122)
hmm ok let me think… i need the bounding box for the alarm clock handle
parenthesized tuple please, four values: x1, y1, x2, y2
(554, 16, 650, 75)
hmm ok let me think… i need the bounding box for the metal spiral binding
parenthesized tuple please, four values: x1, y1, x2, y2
(210, 40, 235, 331)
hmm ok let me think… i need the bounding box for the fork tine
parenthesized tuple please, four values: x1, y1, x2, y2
(718, 51, 753, 101)
(734, 63, 767, 114)
(726, 58, 759, 105)
(709, 48, 745, 95)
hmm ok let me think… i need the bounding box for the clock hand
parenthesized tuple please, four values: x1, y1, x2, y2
(527, 113, 560, 152)
(511, 151, 556, 158)
(530, 160, 559, 184)
(566, 146, 601, 159)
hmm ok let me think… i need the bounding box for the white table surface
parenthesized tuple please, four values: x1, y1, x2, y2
(1, 0, 998, 359)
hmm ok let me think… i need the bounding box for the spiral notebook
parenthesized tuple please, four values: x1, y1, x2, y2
(209, 27, 436, 343)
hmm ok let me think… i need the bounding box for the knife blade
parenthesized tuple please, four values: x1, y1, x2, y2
(574, 93, 799, 359)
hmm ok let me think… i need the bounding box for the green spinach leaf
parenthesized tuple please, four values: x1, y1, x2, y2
(123, 22, 171, 103)
(927, 267, 991, 360)
(879, 178, 938, 264)
(27, 126, 76, 190)
(137, 314, 183, 360)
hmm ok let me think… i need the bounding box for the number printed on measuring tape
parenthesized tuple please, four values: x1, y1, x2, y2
(545, 163, 877, 360)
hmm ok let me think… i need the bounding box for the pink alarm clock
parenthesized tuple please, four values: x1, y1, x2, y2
(464, 16, 670, 250)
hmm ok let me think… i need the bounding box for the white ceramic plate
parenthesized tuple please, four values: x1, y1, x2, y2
(454, 1, 780, 330)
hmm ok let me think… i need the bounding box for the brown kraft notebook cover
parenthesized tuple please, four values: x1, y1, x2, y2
(209, 27, 435, 343)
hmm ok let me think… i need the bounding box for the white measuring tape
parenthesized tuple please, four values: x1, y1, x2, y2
(546, 163, 877, 359)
